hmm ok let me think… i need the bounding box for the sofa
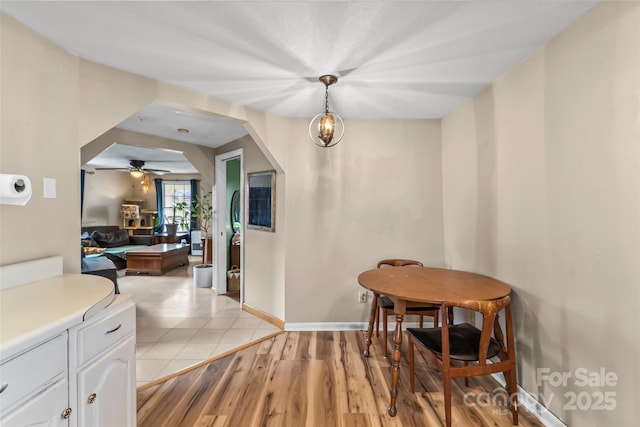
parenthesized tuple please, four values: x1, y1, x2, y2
(81, 225, 153, 270)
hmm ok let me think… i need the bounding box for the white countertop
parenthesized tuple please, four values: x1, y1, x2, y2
(0, 274, 115, 360)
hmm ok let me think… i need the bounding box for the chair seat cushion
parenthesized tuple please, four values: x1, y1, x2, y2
(379, 296, 394, 308)
(407, 323, 501, 361)
(379, 296, 439, 312)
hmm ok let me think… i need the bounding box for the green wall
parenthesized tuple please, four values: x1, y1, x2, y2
(226, 159, 241, 269)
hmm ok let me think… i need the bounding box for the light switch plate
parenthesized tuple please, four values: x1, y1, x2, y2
(43, 178, 56, 198)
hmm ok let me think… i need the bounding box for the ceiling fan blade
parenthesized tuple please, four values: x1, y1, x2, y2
(95, 161, 172, 175)
(143, 168, 171, 173)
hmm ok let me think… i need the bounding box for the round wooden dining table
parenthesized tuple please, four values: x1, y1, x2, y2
(357, 266, 512, 417)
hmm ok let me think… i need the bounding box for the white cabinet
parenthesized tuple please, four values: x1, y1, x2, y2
(0, 334, 67, 411)
(69, 299, 136, 427)
(0, 296, 136, 427)
(75, 336, 136, 427)
(0, 333, 70, 426)
(1, 379, 69, 427)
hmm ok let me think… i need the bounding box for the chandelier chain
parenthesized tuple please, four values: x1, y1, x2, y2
(324, 84, 330, 114)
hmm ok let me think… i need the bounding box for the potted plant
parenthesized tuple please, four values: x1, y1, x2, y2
(174, 201, 190, 233)
(166, 200, 189, 236)
(164, 217, 178, 236)
(191, 188, 213, 288)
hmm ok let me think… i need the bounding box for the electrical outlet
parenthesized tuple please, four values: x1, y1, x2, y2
(358, 291, 368, 303)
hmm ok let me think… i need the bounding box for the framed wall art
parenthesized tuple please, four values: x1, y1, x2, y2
(247, 170, 275, 232)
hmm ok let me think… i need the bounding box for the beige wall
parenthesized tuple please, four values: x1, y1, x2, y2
(0, 13, 81, 272)
(283, 118, 445, 323)
(4, 4, 637, 423)
(441, 3, 639, 425)
(82, 170, 204, 227)
(216, 117, 446, 324)
(78, 61, 158, 147)
(82, 171, 144, 226)
(216, 135, 286, 319)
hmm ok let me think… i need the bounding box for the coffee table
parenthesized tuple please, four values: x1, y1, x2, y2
(126, 244, 189, 275)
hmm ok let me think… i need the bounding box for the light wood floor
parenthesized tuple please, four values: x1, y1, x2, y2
(137, 331, 544, 427)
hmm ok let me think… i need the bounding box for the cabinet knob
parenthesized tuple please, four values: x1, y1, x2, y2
(88, 393, 97, 404)
(61, 408, 72, 419)
(0, 383, 7, 394)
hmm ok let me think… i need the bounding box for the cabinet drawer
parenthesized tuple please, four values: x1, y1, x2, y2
(75, 301, 135, 366)
(0, 333, 67, 413)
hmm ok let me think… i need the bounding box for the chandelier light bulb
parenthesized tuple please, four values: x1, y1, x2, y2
(319, 113, 335, 142)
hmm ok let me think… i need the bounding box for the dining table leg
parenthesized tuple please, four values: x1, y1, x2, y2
(388, 299, 406, 417)
(363, 292, 379, 357)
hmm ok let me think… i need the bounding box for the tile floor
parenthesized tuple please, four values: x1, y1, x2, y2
(117, 257, 281, 387)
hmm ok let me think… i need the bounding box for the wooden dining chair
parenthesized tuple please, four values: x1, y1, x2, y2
(407, 295, 518, 427)
(374, 259, 440, 357)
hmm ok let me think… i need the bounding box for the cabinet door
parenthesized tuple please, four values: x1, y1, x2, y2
(75, 336, 135, 427)
(1, 379, 69, 427)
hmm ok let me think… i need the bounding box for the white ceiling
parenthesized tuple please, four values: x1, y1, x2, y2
(2, 0, 600, 170)
(116, 103, 249, 149)
(83, 103, 249, 174)
(84, 143, 199, 175)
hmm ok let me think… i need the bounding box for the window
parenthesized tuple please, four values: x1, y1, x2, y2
(162, 181, 192, 232)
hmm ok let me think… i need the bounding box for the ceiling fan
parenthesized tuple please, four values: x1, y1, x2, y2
(95, 160, 171, 177)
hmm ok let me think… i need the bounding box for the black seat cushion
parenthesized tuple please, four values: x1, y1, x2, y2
(379, 296, 439, 312)
(91, 229, 130, 248)
(407, 323, 501, 361)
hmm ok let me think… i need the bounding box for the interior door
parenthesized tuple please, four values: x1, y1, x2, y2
(214, 149, 243, 298)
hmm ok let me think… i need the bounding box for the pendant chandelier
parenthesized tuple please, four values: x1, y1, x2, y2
(141, 175, 150, 194)
(308, 75, 344, 148)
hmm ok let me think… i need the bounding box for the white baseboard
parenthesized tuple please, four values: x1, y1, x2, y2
(491, 373, 566, 427)
(284, 320, 432, 331)
(285, 322, 368, 331)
